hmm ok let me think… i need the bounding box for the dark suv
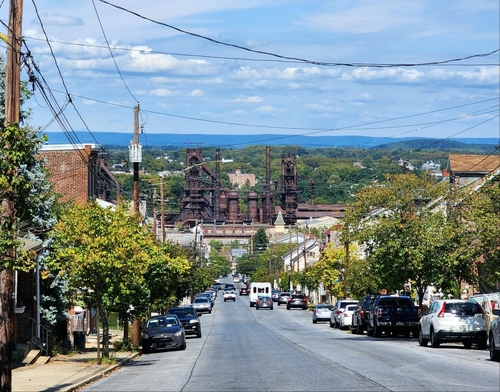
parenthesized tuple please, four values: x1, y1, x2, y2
(167, 306, 202, 338)
(351, 295, 375, 335)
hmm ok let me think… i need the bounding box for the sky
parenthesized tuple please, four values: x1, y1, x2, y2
(1, 0, 499, 145)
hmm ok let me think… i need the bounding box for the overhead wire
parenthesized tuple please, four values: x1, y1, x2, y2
(98, 0, 499, 68)
(21, 36, 500, 68)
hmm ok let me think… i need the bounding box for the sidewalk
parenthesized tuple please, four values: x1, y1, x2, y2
(13, 331, 140, 392)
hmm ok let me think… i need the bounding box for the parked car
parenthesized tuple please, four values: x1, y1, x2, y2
(418, 299, 487, 349)
(167, 306, 202, 338)
(196, 292, 214, 304)
(192, 297, 212, 314)
(287, 294, 308, 310)
(271, 290, 281, 302)
(277, 292, 291, 306)
(367, 295, 419, 337)
(223, 290, 236, 302)
(330, 299, 358, 328)
(351, 295, 375, 334)
(239, 287, 249, 296)
(256, 296, 274, 310)
(488, 310, 500, 361)
(339, 304, 357, 330)
(141, 314, 186, 353)
(312, 304, 334, 323)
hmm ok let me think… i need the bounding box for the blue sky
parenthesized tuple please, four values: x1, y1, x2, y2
(1, 0, 499, 143)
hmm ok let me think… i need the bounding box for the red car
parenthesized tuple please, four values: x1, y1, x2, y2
(239, 287, 249, 296)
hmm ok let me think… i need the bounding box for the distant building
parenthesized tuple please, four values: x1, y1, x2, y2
(228, 169, 256, 188)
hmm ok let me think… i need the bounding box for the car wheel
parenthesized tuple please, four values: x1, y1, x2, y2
(256, 306, 259, 310)
(351, 324, 357, 334)
(367, 325, 374, 337)
(197, 330, 202, 339)
(208, 310, 212, 314)
(490, 333, 500, 361)
(270, 306, 273, 310)
(142, 342, 150, 354)
(463, 341, 472, 349)
(478, 338, 487, 350)
(313, 319, 317, 324)
(286, 306, 290, 310)
(356, 323, 363, 335)
(374, 323, 382, 337)
(224, 299, 226, 302)
(278, 303, 281, 306)
(430, 328, 440, 348)
(412, 327, 419, 339)
(179, 340, 186, 350)
(418, 328, 428, 347)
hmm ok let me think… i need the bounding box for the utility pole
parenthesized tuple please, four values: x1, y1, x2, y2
(1, 1, 23, 390)
(160, 176, 165, 242)
(128, 104, 141, 348)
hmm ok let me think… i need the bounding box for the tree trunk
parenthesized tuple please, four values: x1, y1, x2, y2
(122, 311, 129, 347)
(0, 269, 14, 392)
(100, 307, 109, 358)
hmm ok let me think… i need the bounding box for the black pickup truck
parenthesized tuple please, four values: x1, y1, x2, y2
(367, 295, 420, 338)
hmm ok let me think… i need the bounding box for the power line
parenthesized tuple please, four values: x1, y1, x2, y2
(21, 36, 500, 68)
(91, 0, 139, 103)
(98, 0, 499, 68)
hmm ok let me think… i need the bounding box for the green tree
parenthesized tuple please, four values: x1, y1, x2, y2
(0, 124, 51, 385)
(47, 201, 157, 357)
(253, 227, 268, 253)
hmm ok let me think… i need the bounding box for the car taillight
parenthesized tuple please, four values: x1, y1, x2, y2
(343, 313, 349, 318)
(288, 298, 293, 302)
(360, 309, 365, 316)
(377, 308, 382, 317)
(336, 310, 342, 316)
(437, 302, 446, 318)
(303, 298, 307, 302)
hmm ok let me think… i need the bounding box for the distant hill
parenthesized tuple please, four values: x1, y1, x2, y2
(372, 139, 497, 153)
(43, 131, 498, 150)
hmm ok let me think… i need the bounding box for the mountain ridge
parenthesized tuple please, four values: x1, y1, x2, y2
(44, 132, 499, 150)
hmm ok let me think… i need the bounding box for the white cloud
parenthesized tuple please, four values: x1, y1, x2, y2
(234, 96, 263, 103)
(255, 106, 283, 114)
(150, 89, 174, 97)
(188, 89, 204, 96)
(32, 13, 83, 27)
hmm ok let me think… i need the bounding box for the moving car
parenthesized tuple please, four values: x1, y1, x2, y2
(312, 304, 334, 323)
(239, 287, 249, 296)
(339, 304, 357, 330)
(330, 299, 358, 328)
(224, 290, 237, 302)
(256, 296, 273, 310)
(141, 315, 186, 353)
(167, 306, 202, 338)
(418, 299, 487, 349)
(192, 297, 212, 314)
(271, 290, 281, 302)
(287, 294, 308, 310)
(277, 292, 291, 306)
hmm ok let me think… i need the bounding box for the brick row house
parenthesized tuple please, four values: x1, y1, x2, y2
(14, 143, 119, 347)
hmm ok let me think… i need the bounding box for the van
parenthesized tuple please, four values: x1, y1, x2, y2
(249, 282, 272, 307)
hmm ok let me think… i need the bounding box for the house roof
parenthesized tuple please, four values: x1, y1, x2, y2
(447, 154, 500, 174)
(18, 238, 43, 252)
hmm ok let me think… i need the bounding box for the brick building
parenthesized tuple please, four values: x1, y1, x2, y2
(227, 169, 256, 188)
(38, 143, 119, 204)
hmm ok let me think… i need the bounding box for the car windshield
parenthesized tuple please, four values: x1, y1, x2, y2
(147, 317, 178, 328)
(377, 297, 414, 307)
(194, 298, 208, 303)
(345, 305, 357, 311)
(317, 305, 333, 310)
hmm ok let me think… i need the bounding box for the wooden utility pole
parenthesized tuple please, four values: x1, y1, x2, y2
(128, 104, 141, 348)
(1, 1, 23, 390)
(160, 177, 165, 242)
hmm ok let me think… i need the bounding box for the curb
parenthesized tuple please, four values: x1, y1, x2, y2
(67, 352, 140, 392)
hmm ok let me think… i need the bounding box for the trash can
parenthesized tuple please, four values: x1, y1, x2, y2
(73, 331, 86, 349)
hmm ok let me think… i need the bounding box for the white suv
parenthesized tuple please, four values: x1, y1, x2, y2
(418, 299, 487, 349)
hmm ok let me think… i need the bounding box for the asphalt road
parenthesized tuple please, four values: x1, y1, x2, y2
(84, 282, 500, 392)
